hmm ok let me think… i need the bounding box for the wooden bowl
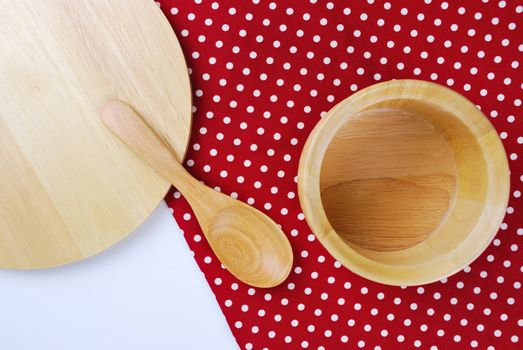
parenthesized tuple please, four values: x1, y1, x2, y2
(298, 80, 510, 286)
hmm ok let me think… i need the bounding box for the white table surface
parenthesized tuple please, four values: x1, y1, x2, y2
(0, 202, 239, 350)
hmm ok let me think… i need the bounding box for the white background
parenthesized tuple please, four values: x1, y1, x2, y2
(0, 202, 239, 350)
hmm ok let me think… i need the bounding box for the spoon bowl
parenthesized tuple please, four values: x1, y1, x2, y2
(208, 204, 294, 287)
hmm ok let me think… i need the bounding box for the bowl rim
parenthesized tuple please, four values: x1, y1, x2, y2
(297, 79, 510, 286)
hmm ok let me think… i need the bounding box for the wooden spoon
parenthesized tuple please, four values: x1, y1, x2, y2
(101, 100, 293, 288)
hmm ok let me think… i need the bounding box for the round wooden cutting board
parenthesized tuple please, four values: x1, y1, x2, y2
(0, 0, 191, 268)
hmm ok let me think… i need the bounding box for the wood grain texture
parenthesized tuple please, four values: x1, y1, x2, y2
(0, 0, 191, 268)
(298, 80, 510, 286)
(101, 100, 293, 288)
(321, 108, 456, 251)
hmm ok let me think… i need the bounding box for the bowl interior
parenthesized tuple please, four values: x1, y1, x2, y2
(321, 98, 491, 267)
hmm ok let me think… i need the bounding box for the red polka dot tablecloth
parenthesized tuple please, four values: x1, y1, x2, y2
(158, 0, 522, 349)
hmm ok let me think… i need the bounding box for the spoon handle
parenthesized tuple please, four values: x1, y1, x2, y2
(101, 100, 219, 225)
